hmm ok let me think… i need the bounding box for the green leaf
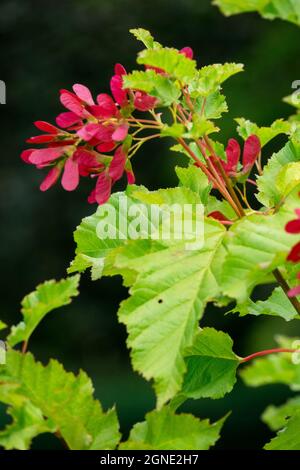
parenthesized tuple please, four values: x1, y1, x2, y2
(262, 396, 300, 431)
(70, 184, 208, 287)
(180, 328, 239, 399)
(221, 195, 298, 303)
(119, 407, 227, 450)
(170, 142, 207, 166)
(211, 141, 227, 161)
(0, 350, 120, 450)
(0, 321, 7, 331)
(137, 47, 197, 84)
(69, 190, 158, 280)
(284, 94, 300, 111)
(240, 335, 300, 390)
(194, 91, 228, 119)
(123, 70, 181, 106)
(292, 125, 300, 143)
(276, 162, 300, 200)
(213, 0, 300, 27)
(8, 275, 80, 348)
(284, 93, 300, 126)
(231, 286, 299, 321)
(175, 165, 211, 204)
(264, 411, 300, 450)
(131, 186, 201, 205)
(257, 140, 300, 207)
(161, 123, 185, 138)
(115, 218, 226, 406)
(130, 28, 155, 49)
(236, 118, 291, 147)
(0, 402, 56, 450)
(189, 63, 244, 97)
(186, 115, 219, 139)
(206, 195, 237, 219)
(68, 254, 104, 281)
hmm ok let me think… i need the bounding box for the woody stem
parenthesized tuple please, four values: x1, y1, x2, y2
(201, 138, 299, 312)
(272, 268, 300, 315)
(202, 136, 245, 217)
(200, 139, 300, 314)
(194, 138, 244, 217)
(177, 90, 299, 316)
(177, 138, 242, 218)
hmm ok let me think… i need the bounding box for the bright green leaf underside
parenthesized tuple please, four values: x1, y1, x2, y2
(116, 218, 226, 407)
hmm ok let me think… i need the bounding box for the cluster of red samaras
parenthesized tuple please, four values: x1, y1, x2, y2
(21, 64, 157, 204)
(208, 135, 261, 224)
(216, 134, 261, 178)
(21, 48, 193, 205)
(285, 208, 300, 297)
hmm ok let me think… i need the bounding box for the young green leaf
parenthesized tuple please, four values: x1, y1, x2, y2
(284, 94, 300, 111)
(161, 123, 185, 138)
(236, 118, 291, 147)
(137, 47, 197, 84)
(119, 407, 227, 450)
(194, 91, 228, 119)
(129, 28, 155, 49)
(189, 63, 244, 97)
(186, 115, 219, 139)
(175, 165, 211, 204)
(0, 350, 120, 450)
(123, 70, 181, 106)
(8, 275, 80, 347)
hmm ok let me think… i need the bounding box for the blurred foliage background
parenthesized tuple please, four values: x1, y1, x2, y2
(0, 0, 300, 449)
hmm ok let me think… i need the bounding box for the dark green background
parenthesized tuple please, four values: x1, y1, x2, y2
(0, 0, 300, 449)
